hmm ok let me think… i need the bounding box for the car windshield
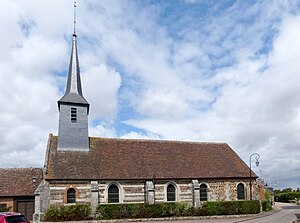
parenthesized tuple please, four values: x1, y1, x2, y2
(5, 215, 27, 223)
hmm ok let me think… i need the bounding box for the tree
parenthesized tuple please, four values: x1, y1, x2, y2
(282, 188, 293, 193)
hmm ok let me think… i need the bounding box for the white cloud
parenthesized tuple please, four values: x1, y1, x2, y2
(118, 2, 300, 188)
(83, 63, 121, 121)
(89, 124, 116, 138)
(1, 0, 300, 189)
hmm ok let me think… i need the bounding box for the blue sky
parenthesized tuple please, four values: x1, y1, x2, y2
(1, 0, 300, 189)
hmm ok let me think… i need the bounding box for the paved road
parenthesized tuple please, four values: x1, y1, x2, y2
(132, 202, 300, 223)
(236, 202, 300, 223)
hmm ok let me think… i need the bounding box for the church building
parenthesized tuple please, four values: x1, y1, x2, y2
(33, 18, 259, 222)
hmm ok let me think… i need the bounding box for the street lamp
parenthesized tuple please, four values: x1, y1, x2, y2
(249, 153, 260, 200)
(31, 168, 43, 184)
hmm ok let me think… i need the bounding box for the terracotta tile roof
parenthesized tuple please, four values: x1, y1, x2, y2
(0, 168, 43, 197)
(46, 134, 256, 180)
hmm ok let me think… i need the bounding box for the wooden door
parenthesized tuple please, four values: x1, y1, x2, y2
(17, 201, 34, 220)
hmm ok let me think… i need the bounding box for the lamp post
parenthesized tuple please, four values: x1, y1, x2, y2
(31, 168, 43, 184)
(249, 153, 260, 200)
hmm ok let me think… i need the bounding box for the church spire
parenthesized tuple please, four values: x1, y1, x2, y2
(57, 1, 89, 151)
(63, 33, 85, 98)
(58, 1, 89, 112)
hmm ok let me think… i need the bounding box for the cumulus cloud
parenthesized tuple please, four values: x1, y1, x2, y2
(1, 0, 300, 189)
(83, 63, 121, 121)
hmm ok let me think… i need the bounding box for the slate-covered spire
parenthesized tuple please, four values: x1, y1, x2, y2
(66, 34, 83, 95)
(58, 3, 89, 113)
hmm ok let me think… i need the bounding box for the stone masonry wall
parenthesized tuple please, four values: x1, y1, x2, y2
(47, 178, 259, 206)
(202, 179, 259, 201)
(49, 181, 91, 205)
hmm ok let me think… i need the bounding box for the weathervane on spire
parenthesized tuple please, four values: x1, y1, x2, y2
(73, 1, 77, 36)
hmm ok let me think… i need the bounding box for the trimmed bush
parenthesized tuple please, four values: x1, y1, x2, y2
(145, 202, 193, 218)
(45, 203, 91, 221)
(261, 200, 272, 211)
(96, 202, 194, 220)
(96, 200, 260, 220)
(202, 200, 260, 216)
(96, 203, 143, 219)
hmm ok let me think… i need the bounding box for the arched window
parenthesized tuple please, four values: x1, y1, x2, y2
(67, 188, 76, 203)
(167, 184, 176, 201)
(237, 183, 245, 200)
(108, 184, 119, 203)
(200, 184, 208, 201)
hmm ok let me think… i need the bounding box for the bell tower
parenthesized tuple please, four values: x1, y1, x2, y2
(57, 2, 89, 151)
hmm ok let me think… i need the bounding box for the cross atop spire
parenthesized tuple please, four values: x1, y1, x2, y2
(73, 1, 77, 36)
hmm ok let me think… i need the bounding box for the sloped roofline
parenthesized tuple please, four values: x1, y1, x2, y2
(45, 134, 257, 180)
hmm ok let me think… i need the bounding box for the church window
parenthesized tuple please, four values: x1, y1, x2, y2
(237, 183, 245, 200)
(71, 107, 77, 123)
(200, 184, 208, 201)
(167, 184, 176, 201)
(67, 188, 76, 203)
(108, 184, 119, 203)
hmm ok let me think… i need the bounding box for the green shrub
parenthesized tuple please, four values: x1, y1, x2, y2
(240, 200, 260, 214)
(261, 200, 272, 211)
(97, 200, 260, 220)
(0, 206, 9, 212)
(202, 200, 260, 216)
(45, 203, 91, 221)
(96, 203, 144, 219)
(96, 202, 194, 220)
(146, 202, 194, 217)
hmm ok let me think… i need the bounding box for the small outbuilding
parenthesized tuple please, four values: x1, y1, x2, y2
(0, 168, 42, 220)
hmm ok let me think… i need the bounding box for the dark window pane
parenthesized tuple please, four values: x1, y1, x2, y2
(108, 184, 119, 203)
(167, 184, 176, 201)
(70, 108, 77, 123)
(67, 188, 76, 203)
(6, 216, 27, 223)
(200, 184, 208, 201)
(237, 183, 245, 200)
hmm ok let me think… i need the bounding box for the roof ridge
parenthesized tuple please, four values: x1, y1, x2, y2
(89, 136, 228, 145)
(51, 134, 227, 145)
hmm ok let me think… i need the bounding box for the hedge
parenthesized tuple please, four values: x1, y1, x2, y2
(96, 202, 194, 219)
(261, 200, 272, 211)
(45, 203, 91, 221)
(202, 200, 260, 216)
(96, 200, 260, 220)
(43, 201, 260, 221)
